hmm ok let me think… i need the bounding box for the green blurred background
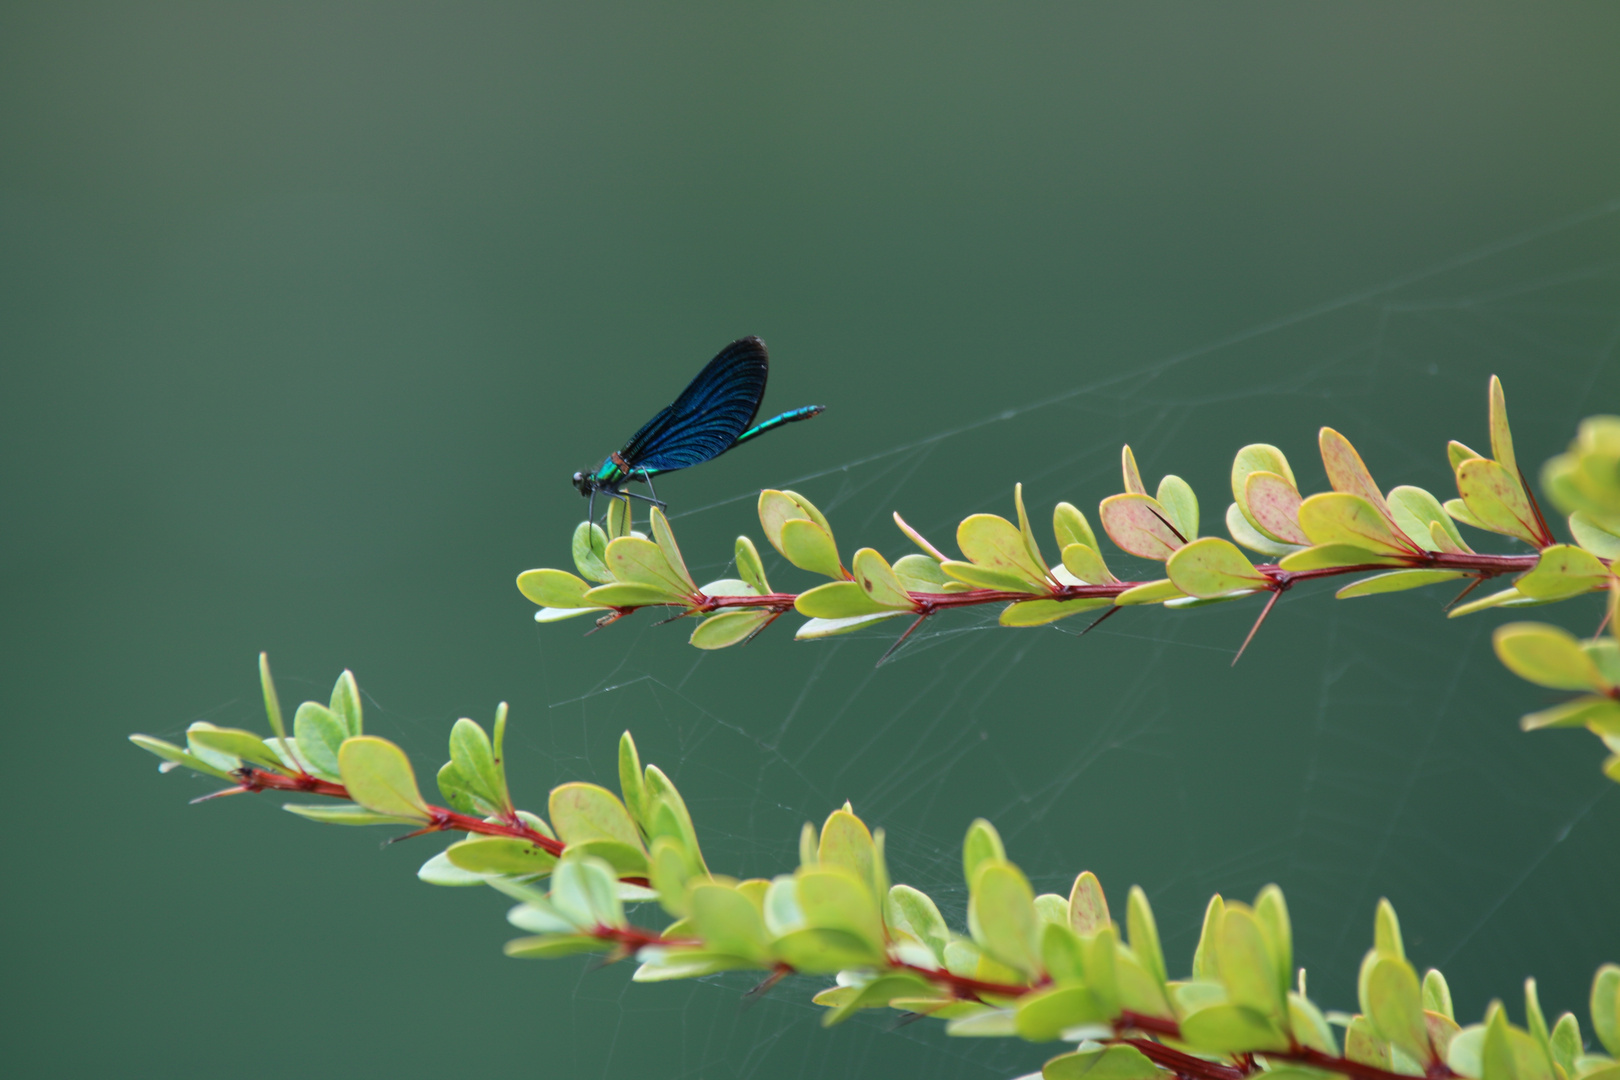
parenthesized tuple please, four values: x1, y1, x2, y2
(2, 4, 1617, 1077)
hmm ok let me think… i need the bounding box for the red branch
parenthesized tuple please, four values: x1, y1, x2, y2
(232, 766, 566, 856)
(588, 923, 1458, 1080)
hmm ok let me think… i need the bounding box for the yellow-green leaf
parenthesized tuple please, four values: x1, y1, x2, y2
(583, 582, 685, 608)
(969, 860, 1042, 979)
(1515, 545, 1610, 600)
(958, 513, 1050, 585)
(1166, 537, 1267, 598)
(1458, 458, 1543, 547)
(1493, 623, 1609, 692)
(851, 548, 918, 610)
(1156, 475, 1199, 542)
(337, 736, 430, 823)
(689, 610, 772, 649)
(550, 782, 644, 851)
(1389, 485, 1471, 554)
(606, 536, 694, 597)
(1114, 579, 1186, 605)
(1297, 493, 1420, 556)
(1121, 445, 1147, 495)
(517, 568, 594, 609)
(446, 836, 558, 876)
(571, 521, 613, 583)
(780, 517, 844, 579)
(1336, 569, 1467, 599)
(1061, 542, 1116, 585)
(734, 535, 771, 595)
(1054, 502, 1101, 554)
(794, 611, 908, 639)
(1069, 871, 1109, 936)
(796, 580, 895, 618)
(1001, 597, 1111, 627)
(1488, 375, 1518, 479)
(647, 506, 696, 590)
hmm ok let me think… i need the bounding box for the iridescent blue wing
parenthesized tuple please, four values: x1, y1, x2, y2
(618, 336, 769, 473)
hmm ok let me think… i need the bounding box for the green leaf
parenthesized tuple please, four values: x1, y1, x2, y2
(891, 553, 949, 592)
(436, 761, 477, 815)
(1516, 545, 1610, 600)
(1231, 444, 1299, 500)
(285, 705, 341, 780)
(1298, 492, 1419, 555)
(771, 927, 883, 973)
(504, 933, 614, 959)
(940, 559, 1049, 593)
(758, 489, 833, 551)
(1488, 375, 1518, 478)
(1043, 1045, 1165, 1080)
(1085, 924, 1120, 1015)
(326, 672, 362, 740)
(1375, 897, 1406, 959)
(604, 493, 632, 539)
(780, 518, 845, 579)
(571, 521, 614, 583)
(1041, 923, 1086, 983)
(689, 610, 772, 649)
(1178, 1003, 1289, 1053)
(1114, 579, 1186, 605)
(1054, 501, 1102, 554)
(1494, 623, 1609, 692)
(1424, 969, 1455, 1020)
(1277, 544, 1406, 571)
(1224, 503, 1301, 557)
(794, 611, 909, 639)
(1016, 984, 1108, 1041)
(1445, 497, 1487, 531)
(1289, 991, 1339, 1055)
(1218, 905, 1283, 1018)
(550, 854, 624, 930)
(851, 547, 918, 610)
(1126, 886, 1166, 987)
(1449, 440, 1484, 471)
(688, 882, 773, 964)
(963, 818, 1006, 884)
(1000, 597, 1111, 627)
(1319, 427, 1396, 519)
(1099, 493, 1186, 560)
(337, 736, 431, 823)
(1155, 475, 1199, 541)
(647, 836, 696, 917)
(796, 866, 885, 956)
(1061, 541, 1117, 585)
(1166, 537, 1267, 598)
(795, 580, 895, 618)
(818, 807, 877, 897)
(517, 568, 595, 609)
(534, 604, 598, 623)
(564, 838, 649, 876)
(445, 837, 558, 876)
(1336, 569, 1467, 599)
(282, 803, 420, 826)
(827, 975, 940, 1027)
(1520, 696, 1620, 732)
(185, 725, 287, 772)
(1458, 458, 1543, 547)
(1449, 586, 1548, 618)
(1069, 870, 1109, 936)
(648, 506, 695, 590)
(945, 1008, 1018, 1037)
(582, 582, 685, 608)
(605, 536, 694, 597)
(734, 535, 771, 595)
(969, 860, 1041, 979)
(549, 782, 644, 852)
(1368, 955, 1431, 1063)
(1121, 445, 1147, 495)
(1192, 894, 1225, 980)
(1549, 1014, 1582, 1077)
(1389, 485, 1471, 554)
(1569, 513, 1620, 560)
(1594, 964, 1620, 1057)
(888, 884, 950, 964)
(450, 717, 508, 815)
(1116, 943, 1173, 1017)
(957, 512, 1051, 585)
(128, 734, 235, 780)
(417, 848, 491, 886)
(258, 653, 288, 744)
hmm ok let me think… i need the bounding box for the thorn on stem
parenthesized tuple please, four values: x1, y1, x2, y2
(1079, 605, 1123, 636)
(1146, 506, 1189, 546)
(1232, 589, 1283, 667)
(1443, 575, 1487, 612)
(876, 612, 930, 667)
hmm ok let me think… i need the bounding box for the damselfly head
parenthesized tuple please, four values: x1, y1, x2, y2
(572, 471, 591, 496)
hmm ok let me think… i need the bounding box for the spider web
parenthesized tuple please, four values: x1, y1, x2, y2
(468, 200, 1617, 1079)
